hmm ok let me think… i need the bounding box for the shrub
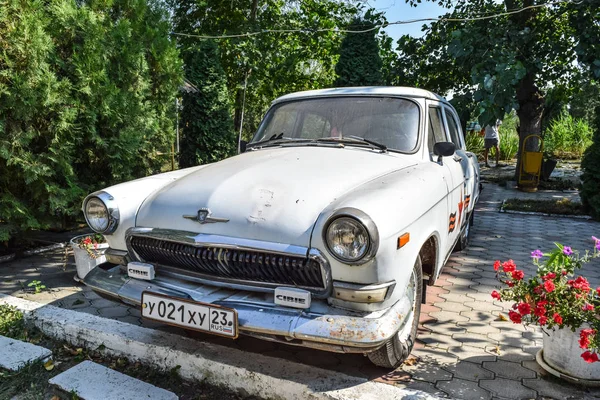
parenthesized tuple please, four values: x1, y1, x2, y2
(498, 112, 519, 161)
(0, 0, 181, 241)
(580, 106, 600, 219)
(465, 132, 484, 156)
(544, 112, 593, 159)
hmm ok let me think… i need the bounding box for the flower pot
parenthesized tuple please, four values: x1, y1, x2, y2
(537, 326, 600, 386)
(70, 234, 109, 280)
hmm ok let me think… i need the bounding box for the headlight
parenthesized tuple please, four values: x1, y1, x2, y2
(83, 191, 119, 234)
(324, 209, 378, 264)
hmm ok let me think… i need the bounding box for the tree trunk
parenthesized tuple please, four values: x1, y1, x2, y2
(514, 72, 544, 186)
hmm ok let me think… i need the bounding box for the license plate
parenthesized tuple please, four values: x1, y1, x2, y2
(141, 292, 238, 339)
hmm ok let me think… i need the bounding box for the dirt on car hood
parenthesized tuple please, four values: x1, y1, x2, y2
(135, 146, 417, 248)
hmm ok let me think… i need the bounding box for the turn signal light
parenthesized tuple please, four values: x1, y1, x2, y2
(334, 287, 388, 303)
(397, 233, 410, 249)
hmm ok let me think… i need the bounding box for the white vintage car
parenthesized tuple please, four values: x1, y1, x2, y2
(81, 87, 480, 368)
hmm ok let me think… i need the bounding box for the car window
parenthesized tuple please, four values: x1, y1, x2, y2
(427, 106, 447, 153)
(252, 97, 420, 152)
(258, 109, 299, 139)
(445, 109, 463, 150)
(299, 114, 331, 139)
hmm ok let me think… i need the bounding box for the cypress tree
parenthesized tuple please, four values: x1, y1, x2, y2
(580, 104, 600, 219)
(334, 18, 383, 87)
(178, 41, 236, 168)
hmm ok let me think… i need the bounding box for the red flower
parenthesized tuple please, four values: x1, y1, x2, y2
(507, 281, 514, 287)
(539, 316, 548, 324)
(582, 351, 599, 363)
(534, 304, 546, 317)
(583, 303, 595, 312)
(511, 270, 525, 281)
(597, 287, 600, 296)
(553, 313, 563, 324)
(502, 260, 517, 273)
(491, 290, 501, 300)
(82, 237, 92, 245)
(533, 285, 543, 295)
(517, 302, 531, 315)
(542, 272, 556, 281)
(508, 310, 522, 323)
(544, 280, 555, 293)
(568, 277, 591, 292)
(493, 260, 501, 271)
(562, 270, 567, 275)
(579, 329, 596, 349)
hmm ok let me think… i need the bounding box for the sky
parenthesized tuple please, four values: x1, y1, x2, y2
(368, 0, 453, 41)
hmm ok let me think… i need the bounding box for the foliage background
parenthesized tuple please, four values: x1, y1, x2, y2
(0, 0, 181, 241)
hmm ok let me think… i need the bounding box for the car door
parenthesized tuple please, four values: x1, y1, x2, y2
(442, 105, 475, 226)
(426, 103, 463, 255)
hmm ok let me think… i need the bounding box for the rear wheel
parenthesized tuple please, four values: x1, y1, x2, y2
(367, 255, 423, 368)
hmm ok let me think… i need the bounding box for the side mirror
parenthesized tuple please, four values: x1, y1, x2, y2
(433, 142, 456, 163)
(239, 140, 248, 154)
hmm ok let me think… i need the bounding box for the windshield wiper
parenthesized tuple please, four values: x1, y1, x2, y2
(316, 136, 387, 153)
(247, 134, 309, 149)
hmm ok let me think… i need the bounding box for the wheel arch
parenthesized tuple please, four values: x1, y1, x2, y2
(419, 233, 440, 286)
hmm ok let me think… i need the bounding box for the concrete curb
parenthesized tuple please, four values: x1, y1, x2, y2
(0, 294, 442, 400)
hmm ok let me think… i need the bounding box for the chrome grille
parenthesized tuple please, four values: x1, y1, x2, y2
(129, 236, 325, 289)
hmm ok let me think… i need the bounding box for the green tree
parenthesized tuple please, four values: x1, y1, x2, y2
(580, 109, 600, 219)
(334, 16, 384, 86)
(178, 41, 235, 168)
(0, 0, 181, 242)
(170, 0, 358, 140)
(397, 0, 600, 183)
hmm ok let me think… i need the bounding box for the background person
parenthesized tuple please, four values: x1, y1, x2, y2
(484, 119, 502, 168)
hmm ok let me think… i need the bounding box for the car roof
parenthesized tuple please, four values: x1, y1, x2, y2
(272, 86, 448, 104)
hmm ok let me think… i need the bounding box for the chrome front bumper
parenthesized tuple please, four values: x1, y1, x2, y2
(84, 264, 413, 354)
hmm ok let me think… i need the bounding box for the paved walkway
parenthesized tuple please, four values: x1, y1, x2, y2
(2, 182, 600, 399)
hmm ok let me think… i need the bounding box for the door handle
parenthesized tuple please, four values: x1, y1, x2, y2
(453, 155, 463, 162)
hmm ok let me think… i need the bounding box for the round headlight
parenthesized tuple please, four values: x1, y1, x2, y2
(325, 217, 370, 262)
(85, 197, 109, 232)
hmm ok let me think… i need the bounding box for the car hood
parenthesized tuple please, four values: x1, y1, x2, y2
(136, 146, 417, 248)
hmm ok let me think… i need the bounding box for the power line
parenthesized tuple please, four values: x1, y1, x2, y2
(170, 0, 582, 40)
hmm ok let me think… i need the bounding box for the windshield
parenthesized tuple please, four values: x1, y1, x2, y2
(251, 97, 420, 152)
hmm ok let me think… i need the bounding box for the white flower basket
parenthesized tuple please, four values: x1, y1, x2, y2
(70, 234, 109, 280)
(537, 326, 600, 385)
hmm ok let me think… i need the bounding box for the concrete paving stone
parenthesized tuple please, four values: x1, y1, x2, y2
(97, 305, 129, 318)
(459, 311, 498, 323)
(479, 377, 537, 399)
(420, 333, 464, 350)
(520, 360, 543, 377)
(463, 301, 503, 313)
(90, 297, 120, 309)
(439, 292, 471, 303)
(64, 298, 91, 309)
(466, 292, 497, 302)
(115, 316, 142, 326)
(488, 332, 530, 348)
(523, 377, 588, 399)
(49, 360, 177, 400)
(422, 321, 466, 335)
(429, 311, 469, 322)
(411, 347, 459, 366)
(448, 345, 497, 363)
(442, 361, 494, 382)
(457, 323, 501, 336)
(497, 346, 537, 362)
(406, 380, 450, 398)
(0, 335, 52, 371)
(471, 277, 501, 287)
(436, 301, 473, 313)
(446, 277, 477, 287)
(71, 306, 100, 316)
(403, 361, 453, 383)
(452, 333, 496, 349)
(436, 378, 492, 400)
(482, 359, 536, 380)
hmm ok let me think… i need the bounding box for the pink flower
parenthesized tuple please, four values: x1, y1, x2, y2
(583, 303, 595, 312)
(531, 249, 543, 259)
(563, 246, 573, 256)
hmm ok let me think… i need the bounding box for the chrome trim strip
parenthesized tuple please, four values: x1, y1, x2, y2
(125, 227, 332, 298)
(322, 207, 380, 265)
(333, 280, 397, 301)
(105, 248, 128, 265)
(83, 190, 120, 234)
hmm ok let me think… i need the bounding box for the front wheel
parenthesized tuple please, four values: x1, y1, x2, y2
(367, 255, 423, 369)
(454, 211, 474, 252)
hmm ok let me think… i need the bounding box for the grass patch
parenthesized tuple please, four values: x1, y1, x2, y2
(502, 198, 588, 216)
(0, 305, 257, 399)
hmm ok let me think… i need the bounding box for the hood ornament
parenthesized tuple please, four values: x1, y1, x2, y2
(183, 208, 229, 224)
